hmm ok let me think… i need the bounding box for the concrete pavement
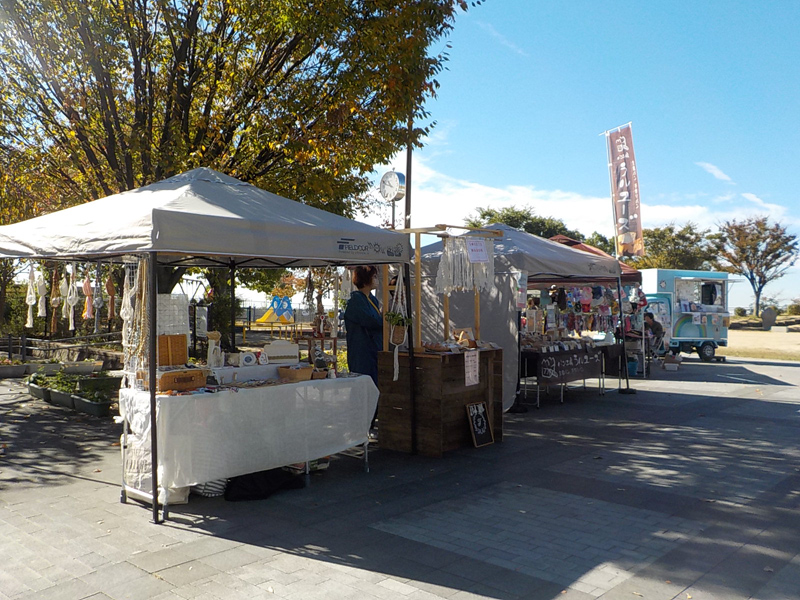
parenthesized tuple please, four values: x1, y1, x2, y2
(1, 355, 799, 600)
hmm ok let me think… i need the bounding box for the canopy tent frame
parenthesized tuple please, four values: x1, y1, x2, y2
(419, 224, 632, 411)
(0, 168, 410, 523)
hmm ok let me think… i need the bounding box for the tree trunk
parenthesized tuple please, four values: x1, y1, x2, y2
(157, 266, 187, 295)
(0, 286, 6, 330)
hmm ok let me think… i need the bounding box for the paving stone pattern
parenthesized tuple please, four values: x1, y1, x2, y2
(1, 357, 800, 600)
(373, 482, 705, 597)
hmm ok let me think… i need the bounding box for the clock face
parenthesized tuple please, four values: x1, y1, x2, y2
(379, 171, 405, 201)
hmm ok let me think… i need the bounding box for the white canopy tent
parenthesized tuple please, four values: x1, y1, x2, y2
(419, 224, 622, 410)
(0, 168, 409, 522)
(0, 167, 409, 268)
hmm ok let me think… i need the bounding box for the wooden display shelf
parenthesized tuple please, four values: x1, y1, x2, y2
(377, 349, 503, 457)
(294, 335, 338, 364)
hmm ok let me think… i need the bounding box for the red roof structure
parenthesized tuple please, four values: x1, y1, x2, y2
(549, 235, 642, 284)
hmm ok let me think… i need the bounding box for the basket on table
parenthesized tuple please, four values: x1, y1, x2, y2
(278, 365, 314, 382)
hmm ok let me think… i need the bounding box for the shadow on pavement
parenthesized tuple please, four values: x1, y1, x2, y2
(0, 381, 119, 494)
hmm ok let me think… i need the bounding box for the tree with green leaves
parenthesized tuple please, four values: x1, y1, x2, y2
(0, 0, 467, 210)
(583, 232, 615, 256)
(710, 216, 798, 317)
(0, 0, 469, 328)
(465, 205, 585, 239)
(624, 222, 716, 271)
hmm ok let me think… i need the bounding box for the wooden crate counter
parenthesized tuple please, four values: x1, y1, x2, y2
(377, 349, 503, 457)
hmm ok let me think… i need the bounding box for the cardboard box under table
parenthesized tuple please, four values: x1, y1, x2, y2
(118, 375, 378, 504)
(377, 348, 503, 458)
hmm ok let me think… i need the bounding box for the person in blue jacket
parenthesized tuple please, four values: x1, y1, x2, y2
(344, 265, 382, 388)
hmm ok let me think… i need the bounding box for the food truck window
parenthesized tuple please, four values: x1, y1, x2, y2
(701, 283, 718, 306)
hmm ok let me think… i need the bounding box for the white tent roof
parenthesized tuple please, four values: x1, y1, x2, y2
(421, 223, 621, 281)
(0, 168, 409, 268)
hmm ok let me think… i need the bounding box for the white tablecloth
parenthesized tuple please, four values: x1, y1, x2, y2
(119, 375, 378, 491)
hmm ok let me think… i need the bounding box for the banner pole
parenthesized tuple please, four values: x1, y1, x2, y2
(604, 131, 620, 257)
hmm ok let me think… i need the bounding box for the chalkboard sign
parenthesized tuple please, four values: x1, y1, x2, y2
(466, 402, 494, 448)
(535, 348, 602, 385)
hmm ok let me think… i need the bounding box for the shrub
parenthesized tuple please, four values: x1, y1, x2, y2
(733, 307, 747, 317)
(785, 303, 800, 316)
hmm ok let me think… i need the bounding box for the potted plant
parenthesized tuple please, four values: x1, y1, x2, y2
(0, 358, 28, 379)
(47, 371, 79, 410)
(71, 389, 114, 418)
(27, 372, 51, 402)
(76, 371, 123, 395)
(384, 312, 411, 346)
(25, 358, 61, 375)
(62, 359, 104, 375)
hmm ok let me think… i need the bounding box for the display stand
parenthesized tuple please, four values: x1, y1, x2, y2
(377, 349, 502, 457)
(520, 346, 604, 407)
(119, 375, 378, 516)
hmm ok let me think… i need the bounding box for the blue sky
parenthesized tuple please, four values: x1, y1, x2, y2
(373, 1, 800, 310)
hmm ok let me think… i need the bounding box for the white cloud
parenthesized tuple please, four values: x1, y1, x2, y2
(365, 157, 800, 308)
(695, 162, 733, 182)
(370, 156, 799, 238)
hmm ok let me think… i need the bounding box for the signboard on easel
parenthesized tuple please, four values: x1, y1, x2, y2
(466, 401, 494, 447)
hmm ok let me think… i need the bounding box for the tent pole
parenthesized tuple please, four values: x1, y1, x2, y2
(148, 253, 161, 522)
(617, 277, 636, 395)
(404, 123, 418, 454)
(229, 261, 236, 352)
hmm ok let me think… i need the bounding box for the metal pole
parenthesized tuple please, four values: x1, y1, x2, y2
(229, 261, 236, 352)
(617, 277, 636, 395)
(404, 119, 418, 454)
(148, 253, 161, 522)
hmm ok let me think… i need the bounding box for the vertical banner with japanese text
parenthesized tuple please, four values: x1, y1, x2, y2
(606, 124, 644, 257)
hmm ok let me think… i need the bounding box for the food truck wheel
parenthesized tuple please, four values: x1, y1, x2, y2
(698, 342, 716, 362)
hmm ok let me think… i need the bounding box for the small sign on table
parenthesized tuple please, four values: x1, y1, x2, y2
(464, 350, 480, 387)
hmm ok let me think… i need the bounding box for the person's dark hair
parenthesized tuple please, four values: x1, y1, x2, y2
(352, 265, 378, 289)
(643, 312, 654, 320)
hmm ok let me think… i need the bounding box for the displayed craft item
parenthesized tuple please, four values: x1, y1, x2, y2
(257, 350, 269, 365)
(25, 268, 37, 328)
(36, 272, 47, 317)
(60, 273, 70, 320)
(239, 352, 257, 367)
(435, 235, 495, 295)
(435, 236, 471, 295)
(388, 268, 408, 381)
(472, 239, 495, 293)
(206, 331, 223, 368)
(51, 271, 62, 309)
(92, 265, 104, 333)
(82, 272, 94, 320)
(50, 269, 62, 333)
(66, 269, 80, 330)
(105, 274, 116, 321)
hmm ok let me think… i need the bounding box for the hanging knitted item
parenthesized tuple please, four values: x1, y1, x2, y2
(51, 271, 62, 309)
(82, 272, 94, 320)
(25, 268, 37, 328)
(60, 274, 70, 319)
(105, 274, 116, 321)
(66, 269, 80, 330)
(36, 272, 48, 317)
(472, 239, 495, 292)
(93, 267, 104, 311)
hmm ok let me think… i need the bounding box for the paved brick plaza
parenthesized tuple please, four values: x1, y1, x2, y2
(1, 357, 799, 600)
